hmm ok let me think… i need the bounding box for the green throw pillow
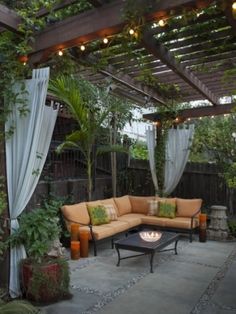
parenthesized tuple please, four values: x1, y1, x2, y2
(88, 205, 110, 226)
(158, 202, 176, 219)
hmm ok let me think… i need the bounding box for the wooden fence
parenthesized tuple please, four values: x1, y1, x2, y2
(124, 160, 235, 214)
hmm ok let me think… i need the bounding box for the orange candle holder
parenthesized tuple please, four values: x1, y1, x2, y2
(70, 241, 80, 260)
(79, 230, 89, 258)
(71, 223, 79, 241)
(199, 213, 207, 227)
(199, 213, 207, 243)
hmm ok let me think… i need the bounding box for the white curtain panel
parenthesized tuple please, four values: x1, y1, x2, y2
(164, 125, 195, 195)
(146, 126, 159, 194)
(5, 67, 58, 297)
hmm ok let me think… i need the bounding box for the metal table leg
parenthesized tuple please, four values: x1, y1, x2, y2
(174, 240, 179, 255)
(116, 246, 121, 267)
(149, 252, 155, 273)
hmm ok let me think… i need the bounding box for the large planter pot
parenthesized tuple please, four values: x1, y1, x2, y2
(21, 257, 70, 304)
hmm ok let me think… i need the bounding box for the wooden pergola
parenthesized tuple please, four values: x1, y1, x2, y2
(1, 0, 236, 118)
(0, 0, 236, 291)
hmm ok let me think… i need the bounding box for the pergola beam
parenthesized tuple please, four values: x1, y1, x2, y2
(30, 0, 215, 63)
(87, 0, 103, 7)
(143, 103, 236, 121)
(225, 1, 236, 33)
(0, 4, 20, 32)
(142, 30, 220, 105)
(99, 65, 165, 105)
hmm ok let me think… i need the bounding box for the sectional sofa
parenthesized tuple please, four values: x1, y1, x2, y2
(61, 195, 202, 256)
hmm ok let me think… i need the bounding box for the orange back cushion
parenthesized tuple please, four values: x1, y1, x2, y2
(114, 195, 132, 216)
(176, 198, 202, 217)
(129, 196, 155, 214)
(61, 202, 90, 230)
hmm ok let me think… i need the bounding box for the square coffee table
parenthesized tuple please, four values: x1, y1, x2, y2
(114, 230, 179, 273)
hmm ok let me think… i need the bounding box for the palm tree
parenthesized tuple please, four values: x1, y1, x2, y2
(49, 75, 109, 201)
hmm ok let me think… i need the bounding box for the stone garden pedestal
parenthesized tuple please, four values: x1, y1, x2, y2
(207, 205, 229, 240)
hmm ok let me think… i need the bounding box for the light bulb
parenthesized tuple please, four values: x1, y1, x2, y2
(103, 37, 108, 44)
(158, 19, 166, 27)
(58, 50, 63, 56)
(129, 28, 135, 35)
(232, 2, 236, 10)
(80, 45, 85, 51)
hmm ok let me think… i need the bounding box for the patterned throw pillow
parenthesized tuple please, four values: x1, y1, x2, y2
(158, 202, 176, 219)
(88, 205, 110, 225)
(147, 200, 159, 216)
(103, 204, 118, 221)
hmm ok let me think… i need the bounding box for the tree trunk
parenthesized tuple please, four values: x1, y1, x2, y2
(87, 151, 93, 201)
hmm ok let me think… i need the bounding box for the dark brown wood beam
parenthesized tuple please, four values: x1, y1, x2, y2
(143, 103, 236, 121)
(30, 0, 215, 64)
(0, 4, 20, 32)
(225, 1, 236, 33)
(87, 0, 103, 7)
(99, 64, 165, 105)
(142, 30, 220, 105)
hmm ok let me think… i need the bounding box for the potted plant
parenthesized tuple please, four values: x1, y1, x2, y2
(8, 202, 71, 304)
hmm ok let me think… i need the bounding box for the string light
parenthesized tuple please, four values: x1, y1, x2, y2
(232, 2, 236, 10)
(158, 19, 166, 27)
(58, 49, 63, 56)
(129, 28, 135, 35)
(80, 44, 85, 51)
(174, 117, 180, 123)
(103, 37, 108, 44)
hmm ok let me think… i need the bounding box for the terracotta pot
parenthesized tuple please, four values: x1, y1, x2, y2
(21, 258, 66, 303)
(18, 55, 28, 64)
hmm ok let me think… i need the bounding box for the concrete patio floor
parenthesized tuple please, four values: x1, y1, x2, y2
(41, 234, 236, 314)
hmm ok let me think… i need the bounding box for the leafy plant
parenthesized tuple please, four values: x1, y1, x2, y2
(228, 220, 236, 238)
(48, 75, 119, 200)
(0, 299, 40, 314)
(131, 140, 148, 160)
(8, 206, 61, 264)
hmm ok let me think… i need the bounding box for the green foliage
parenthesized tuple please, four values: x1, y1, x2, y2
(131, 141, 148, 160)
(228, 220, 236, 238)
(8, 205, 61, 264)
(190, 113, 236, 188)
(0, 299, 40, 314)
(155, 129, 167, 195)
(48, 75, 110, 200)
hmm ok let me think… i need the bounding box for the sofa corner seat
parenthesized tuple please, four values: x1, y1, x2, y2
(61, 195, 202, 256)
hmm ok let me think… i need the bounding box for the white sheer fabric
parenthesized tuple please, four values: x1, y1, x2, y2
(146, 125, 194, 196)
(5, 67, 58, 297)
(164, 125, 195, 195)
(146, 126, 159, 194)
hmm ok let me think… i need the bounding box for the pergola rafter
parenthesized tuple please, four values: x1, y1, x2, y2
(0, 4, 20, 31)
(0, 0, 235, 113)
(141, 30, 220, 105)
